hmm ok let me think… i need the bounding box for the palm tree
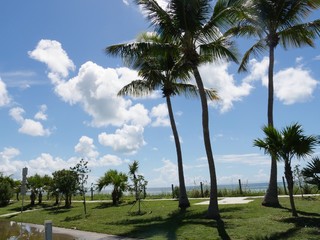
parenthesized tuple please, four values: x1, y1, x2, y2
(97, 169, 128, 205)
(107, 32, 218, 210)
(234, 0, 320, 207)
(133, 0, 239, 219)
(302, 156, 320, 190)
(254, 123, 319, 216)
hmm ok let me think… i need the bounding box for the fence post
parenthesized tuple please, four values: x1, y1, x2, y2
(171, 184, 174, 198)
(238, 179, 243, 195)
(200, 182, 204, 198)
(44, 220, 52, 240)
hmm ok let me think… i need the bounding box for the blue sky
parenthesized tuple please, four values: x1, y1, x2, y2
(0, 0, 319, 188)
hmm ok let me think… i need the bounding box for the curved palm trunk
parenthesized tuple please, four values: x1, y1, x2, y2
(166, 95, 190, 209)
(193, 67, 220, 220)
(263, 45, 280, 207)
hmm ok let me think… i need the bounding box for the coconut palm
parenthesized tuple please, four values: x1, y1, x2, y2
(302, 156, 320, 190)
(107, 32, 218, 210)
(254, 123, 319, 216)
(234, 0, 320, 207)
(97, 169, 128, 205)
(132, 0, 239, 219)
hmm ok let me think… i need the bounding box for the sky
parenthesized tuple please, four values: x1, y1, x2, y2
(0, 0, 320, 189)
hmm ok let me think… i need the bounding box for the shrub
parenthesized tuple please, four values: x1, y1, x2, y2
(0, 179, 13, 206)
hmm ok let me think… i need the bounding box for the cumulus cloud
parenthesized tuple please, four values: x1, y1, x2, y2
(0, 147, 24, 176)
(74, 136, 99, 159)
(34, 104, 48, 120)
(98, 124, 146, 155)
(30, 40, 151, 128)
(273, 67, 318, 104)
(150, 103, 170, 127)
(9, 107, 51, 137)
(28, 39, 75, 83)
(199, 61, 253, 112)
(0, 78, 11, 107)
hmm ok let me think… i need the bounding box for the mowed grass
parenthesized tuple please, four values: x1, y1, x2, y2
(1, 196, 319, 239)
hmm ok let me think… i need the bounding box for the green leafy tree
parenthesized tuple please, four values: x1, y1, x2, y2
(234, 0, 320, 207)
(27, 174, 52, 205)
(254, 123, 319, 216)
(97, 170, 128, 205)
(0, 174, 14, 206)
(130, 0, 239, 219)
(302, 156, 320, 190)
(52, 169, 78, 208)
(71, 158, 90, 215)
(107, 32, 218, 210)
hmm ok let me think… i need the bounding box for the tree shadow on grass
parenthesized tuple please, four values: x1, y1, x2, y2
(109, 208, 234, 240)
(93, 202, 114, 209)
(63, 214, 83, 222)
(252, 215, 320, 239)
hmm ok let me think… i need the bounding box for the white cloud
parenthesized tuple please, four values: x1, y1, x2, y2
(96, 154, 123, 166)
(151, 103, 170, 127)
(122, 0, 129, 6)
(34, 104, 48, 120)
(242, 57, 318, 105)
(216, 153, 270, 166)
(0, 147, 24, 176)
(74, 136, 99, 159)
(150, 159, 178, 186)
(98, 124, 146, 155)
(9, 107, 51, 137)
(29, 41, 151, 128)
(273, 67, 318, 104)
(199, 61, 254, 112)
(28, 39, 75, 83)
(28, 153, 70, 175)
(0, 78, 11, 107)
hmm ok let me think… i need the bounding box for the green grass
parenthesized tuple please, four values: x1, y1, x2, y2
(1, 196, 319, 239)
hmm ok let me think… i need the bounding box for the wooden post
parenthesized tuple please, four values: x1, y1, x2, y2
(238, 179, 243, 195)
(44, 220, 52, 240)
(282, 176, 288, 195)
(91, 187, 94, 201)
(200, 182, 204, 198)
(171, 184, 174, 198)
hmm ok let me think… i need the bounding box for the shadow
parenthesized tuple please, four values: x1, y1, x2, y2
(280, 216, 320, 228)
(63, 214, 83, 222)
(250, 227, 299, 240)
(110, 208, 234, 240)
(217, 219, 231, 240)
(93, 202, 117, 209)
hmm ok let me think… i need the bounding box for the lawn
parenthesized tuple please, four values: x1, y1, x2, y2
(1, 196, 319, 239)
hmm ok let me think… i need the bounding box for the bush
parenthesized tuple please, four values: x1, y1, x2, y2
(0, 179, 13, 206)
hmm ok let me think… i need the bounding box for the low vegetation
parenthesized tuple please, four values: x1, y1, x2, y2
(1, 196, 319, 239)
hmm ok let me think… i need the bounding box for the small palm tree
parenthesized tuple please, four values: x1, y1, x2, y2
(97, 170, 128, 205)
(107, 32, 218, 210)
(134, 0, 239, 219)
(234, 0, 320, 207)
(254, 123, 319, 216)
(302, 156, 320, 190)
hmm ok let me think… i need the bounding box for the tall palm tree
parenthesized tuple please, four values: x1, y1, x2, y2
(106, 32, 218, 210)
(234, 0, 320, 207)
(97, 169, 128, 205)
(133, 0, 239, 219)
(129, 160, 139, 200)
(254, 123, 319, 216)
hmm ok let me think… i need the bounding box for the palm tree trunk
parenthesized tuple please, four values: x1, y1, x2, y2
(193, 66, 220, 220)
(263, 45, 280, 207)
(166, 95, 190, 209)
(285, 162, 298, 217)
